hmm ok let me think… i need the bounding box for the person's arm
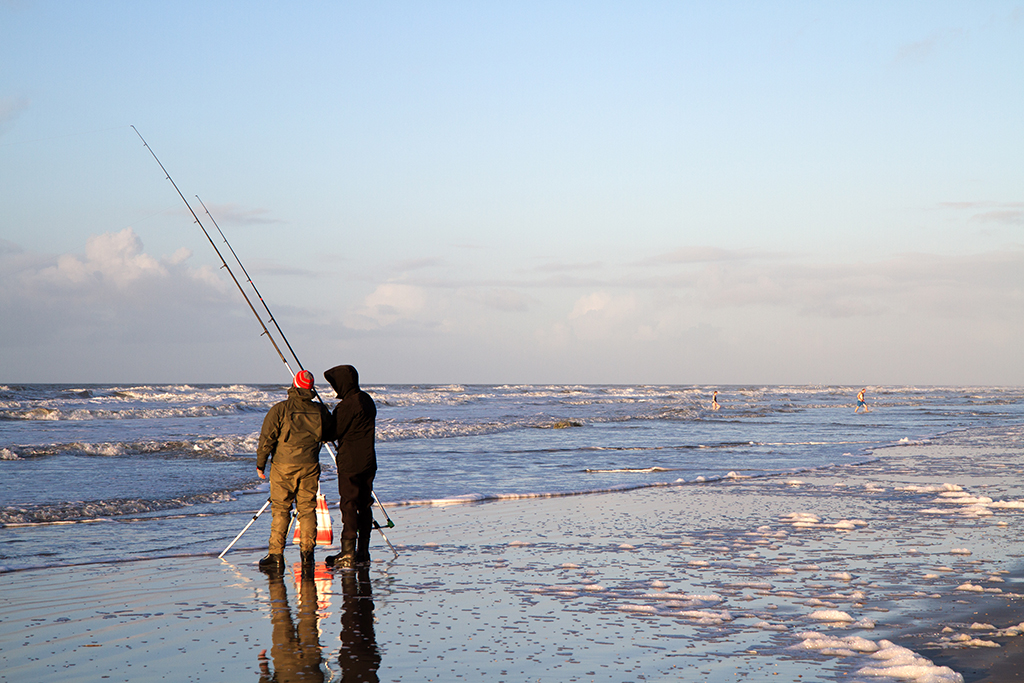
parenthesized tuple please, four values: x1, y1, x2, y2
(333, 399, 356, 443)
(256, 403, 283, 476)
(320, 403, 336, 443)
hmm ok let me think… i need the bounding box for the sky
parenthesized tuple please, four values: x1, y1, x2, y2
(1, 1, 1022, 386)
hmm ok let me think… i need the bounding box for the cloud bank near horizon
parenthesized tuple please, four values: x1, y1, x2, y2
(3, 228, 1021, 385)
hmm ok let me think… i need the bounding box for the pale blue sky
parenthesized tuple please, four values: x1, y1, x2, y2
(2, 2, 1022, 384)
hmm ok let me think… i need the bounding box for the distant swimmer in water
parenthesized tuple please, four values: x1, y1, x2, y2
(855, 388, 869, 413)
(711, 391, 720, 411)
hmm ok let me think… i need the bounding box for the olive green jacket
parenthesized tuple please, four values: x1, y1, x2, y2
(256, 387, 331, 471)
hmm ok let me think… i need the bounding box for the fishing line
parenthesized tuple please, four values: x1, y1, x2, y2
(196, 196, 396, 534)
(131, 126, 295, 378)
(195, 195, 305, 378)
(133, 127, 396, 555)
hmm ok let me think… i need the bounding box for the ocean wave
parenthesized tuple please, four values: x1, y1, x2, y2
(4, 383, 1019, 428)
(376, 416, 588, 441)
(0, 490, 240, 525)
(0, 383, 281, 422)
(0, 403, 264, 421)
(386, 464, 865, 508)
(2, 435, 260, 460)
(585, 467, 675, 473)
(377, 420, 505, 441)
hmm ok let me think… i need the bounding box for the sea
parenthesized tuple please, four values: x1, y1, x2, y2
(1, 383, 1022, 573)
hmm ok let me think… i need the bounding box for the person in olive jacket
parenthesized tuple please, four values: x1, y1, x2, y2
(323, 364, 377, 569)
(256, 370, 331, 574)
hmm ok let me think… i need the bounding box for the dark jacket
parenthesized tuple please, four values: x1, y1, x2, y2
(256, 387, 331, 471)
(324, 365, 377, 473)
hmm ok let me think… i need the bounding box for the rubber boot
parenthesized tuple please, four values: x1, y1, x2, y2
(355, 530, 371, 567)
(258, 553, 284, 574)
(325, 539, 356, 569)
(300, 549, 315, 578)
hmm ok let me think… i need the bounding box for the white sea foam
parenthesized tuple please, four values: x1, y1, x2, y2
(678, 610, 733, 624)
(780, 512, 868, 531)
(807, 610, 855, 622)
(955, 583, 985, 592)
(792, 633, 964, 682)
(896, 483, 963, 494)
(618, 604, 657, 613)
(641, 593, 722, 603)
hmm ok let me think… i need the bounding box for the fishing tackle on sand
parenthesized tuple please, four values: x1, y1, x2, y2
(133, 127, 397, 558)
(218, 499, 271, 559)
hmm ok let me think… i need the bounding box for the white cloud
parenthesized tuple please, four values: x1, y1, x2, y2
(569, 292, 613, 319)
(41, 228, 165, 287)
(0, 229, 238, 356)
(566, 292, 638, 342)
(347, 283, 432, 330)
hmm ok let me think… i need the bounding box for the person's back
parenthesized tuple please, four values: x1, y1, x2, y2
(257, 387, 328, 468)
(256, 370, 330, 575)
(324, 365, 377, 474)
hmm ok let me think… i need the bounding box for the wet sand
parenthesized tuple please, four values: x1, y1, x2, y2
(3, 442, 1024, 681)
(909, 594, 1024, 683)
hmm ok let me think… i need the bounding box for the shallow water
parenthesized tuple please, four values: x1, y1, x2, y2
(1, 384, 1022, 573)
(3, 432, 1023, 682)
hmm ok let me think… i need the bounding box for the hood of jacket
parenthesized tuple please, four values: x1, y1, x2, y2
(324, 364, 359, 399)
(286, 386, 315, 403)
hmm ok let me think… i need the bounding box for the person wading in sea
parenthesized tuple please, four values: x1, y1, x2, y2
(855, 387, 870, 413)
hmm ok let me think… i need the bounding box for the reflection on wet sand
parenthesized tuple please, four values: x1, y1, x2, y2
(338, 568, 381, 683)
(258, 565, 380, 683)
(259, 574, 325, 683)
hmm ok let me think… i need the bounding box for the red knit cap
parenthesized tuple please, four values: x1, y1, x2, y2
(293, 370, 314, 389)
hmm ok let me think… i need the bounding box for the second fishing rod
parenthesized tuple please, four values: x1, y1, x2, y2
(195, 194, 396, 534)
(132, 127, 396, 550)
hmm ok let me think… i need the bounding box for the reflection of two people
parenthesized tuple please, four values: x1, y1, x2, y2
(259, 569, 380, 683)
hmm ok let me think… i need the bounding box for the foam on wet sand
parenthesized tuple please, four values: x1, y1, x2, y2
(2, 442, 1024, 681)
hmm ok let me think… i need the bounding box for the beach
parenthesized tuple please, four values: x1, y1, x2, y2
(3, 437, 1024, 682)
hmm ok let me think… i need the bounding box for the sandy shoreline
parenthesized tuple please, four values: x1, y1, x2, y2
(3, 441, 1024, 681)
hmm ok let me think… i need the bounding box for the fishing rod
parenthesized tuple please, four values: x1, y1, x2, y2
(218, 501, 302, 559)
(219, 499, 271, 559)
(131, 126, 294, 378)
(194, 195, 304, 379)
(196, 196, 396, 533)
(132, 128, 396, 552)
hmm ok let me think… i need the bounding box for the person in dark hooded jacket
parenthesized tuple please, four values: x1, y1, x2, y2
(323, 364, 377, 569)
(256, 370, 332, 574)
